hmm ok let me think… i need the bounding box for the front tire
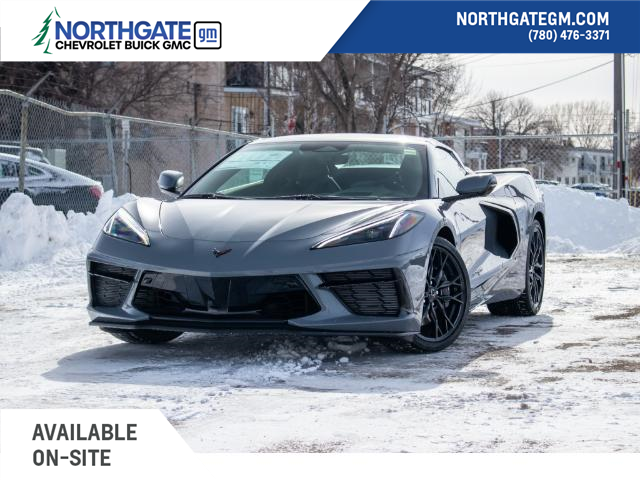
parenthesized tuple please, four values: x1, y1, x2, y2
(101, 328, 183, 344)
(487, 219, 545, 316)
(410, 237, 471, 352)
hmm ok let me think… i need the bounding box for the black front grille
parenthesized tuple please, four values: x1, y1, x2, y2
(132, 272, 320, 320)
(89, 261, 136, 307)
(320, 268, 401, 317)
(90, 262, 136, 281)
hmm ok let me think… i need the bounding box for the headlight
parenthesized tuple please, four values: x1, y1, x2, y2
(313, 211, 423, 249)
(103, 208, 150, 246)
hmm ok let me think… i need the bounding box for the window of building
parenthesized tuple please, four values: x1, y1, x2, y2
(231, 106, 248, 134)
(226, 63, 264, 88)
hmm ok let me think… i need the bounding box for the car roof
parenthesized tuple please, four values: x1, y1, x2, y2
(0, 152, 39, 164)
(0, 144, 44, 153)
(0, 147, 50, 164)
(250, 133, 446, 148)
(0, 152, 99, 185)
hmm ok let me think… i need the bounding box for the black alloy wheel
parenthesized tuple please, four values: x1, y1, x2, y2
(527, 223, 545, 310)
(411, 237, 471, 352)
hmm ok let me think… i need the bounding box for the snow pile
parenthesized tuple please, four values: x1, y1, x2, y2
(229, 336, 370, 384)
(2, 184, 640, 270)
(539, 184, 640, 254)
(0, 191, 136, 270)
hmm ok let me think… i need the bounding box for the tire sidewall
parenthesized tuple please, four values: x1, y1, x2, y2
(524, 220, 545, 314)
(411, 237, 471, 352)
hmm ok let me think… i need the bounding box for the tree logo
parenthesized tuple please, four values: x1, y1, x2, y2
(32, 7, 60, 54)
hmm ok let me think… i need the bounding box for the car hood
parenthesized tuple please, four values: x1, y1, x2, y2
(158, 199, 410, 243)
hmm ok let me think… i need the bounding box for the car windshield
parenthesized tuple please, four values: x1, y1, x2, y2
(184, 141, 427, 200)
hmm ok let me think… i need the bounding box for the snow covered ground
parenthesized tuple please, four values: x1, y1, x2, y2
(1, 186, 639, 452)
(0, 252, 639, 452)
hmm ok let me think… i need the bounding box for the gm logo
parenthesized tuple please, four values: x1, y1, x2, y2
(194, 21, 221, 49)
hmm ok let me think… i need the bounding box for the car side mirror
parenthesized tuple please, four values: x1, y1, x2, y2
(158, 170, 184, 197)
(449, 174, 497, 200)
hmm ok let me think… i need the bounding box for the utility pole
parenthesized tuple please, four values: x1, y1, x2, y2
(192, 82, 201, 125)
(18, 72, 52, 192)
(613, 54, 626, 198)
(190, 82, 201, 183)
(496, 102, 503, 169)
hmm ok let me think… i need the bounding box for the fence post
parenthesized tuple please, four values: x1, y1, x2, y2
(18, 101, 29, 192)
(18, 72, 52, 192)
(122, 120, 130, 193)
(104, 115, 118, 195)
(189, 125, 197, 183)
(497, 130, 502, 169)
(214, 133, 220, 164)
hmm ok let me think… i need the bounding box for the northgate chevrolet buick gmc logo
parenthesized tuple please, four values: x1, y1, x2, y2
(32, 7, 61, 54)
(33, 8, 221, 53)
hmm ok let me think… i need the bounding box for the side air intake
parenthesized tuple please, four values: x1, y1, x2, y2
(481, 204, 519, 259)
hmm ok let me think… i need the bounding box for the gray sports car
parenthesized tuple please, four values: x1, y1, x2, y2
(87, 134, 545, 352)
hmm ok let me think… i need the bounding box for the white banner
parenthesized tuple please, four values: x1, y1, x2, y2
(1, 409, 640, 480)
(0, 0, 368, 61)
(0, 409, 190, 478)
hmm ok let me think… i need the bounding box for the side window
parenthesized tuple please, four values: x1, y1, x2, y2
(433, 148, 467, 198)
(27, 166, 45, 177)
(0, 161, 18, 178)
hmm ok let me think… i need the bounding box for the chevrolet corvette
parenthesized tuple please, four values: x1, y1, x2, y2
(87, 134, 545, 352)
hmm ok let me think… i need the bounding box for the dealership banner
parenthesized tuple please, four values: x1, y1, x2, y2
(0, 0, 639, 61)
(1, 409, 638, 479)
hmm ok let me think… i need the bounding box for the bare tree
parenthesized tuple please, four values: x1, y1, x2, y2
(0, 62, 192, 117)
(509, 98, 544, 135)
(471, 91, 543, 135)
(303, 54, 359, 132)
(370, 54, 421, 133)
(300, 54, 456, 134)
(418, 57, 471, 135)
(543, 100, 612, 149)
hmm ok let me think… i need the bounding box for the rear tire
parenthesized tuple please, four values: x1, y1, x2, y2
(101, 328, 183, 344)
(409, 237, 471, 353)
(487, 219, 545, 316)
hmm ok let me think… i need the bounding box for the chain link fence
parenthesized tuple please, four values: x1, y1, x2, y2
(434, 132, 638, 202)
(0, 90, 255, 212)
(1, 89, 637, 212)
(625, 131, 640, 206)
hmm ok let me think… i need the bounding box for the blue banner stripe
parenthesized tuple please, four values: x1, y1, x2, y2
(331, 1, 640, 53)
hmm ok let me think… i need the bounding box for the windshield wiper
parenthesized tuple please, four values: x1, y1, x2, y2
(260, 194, 330, 200)
(181, 193, 246, 199)
(254, 194, 408, 201)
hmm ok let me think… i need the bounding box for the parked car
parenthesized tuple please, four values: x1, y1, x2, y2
(0, 145, 51, 164)
(535, 179, 559, 186)
(87, 134, 546, 352)
(571, 183, 612, 198)
(0, 153, 103, 213)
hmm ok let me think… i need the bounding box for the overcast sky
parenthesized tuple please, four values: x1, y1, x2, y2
(453, 54, 639, 117)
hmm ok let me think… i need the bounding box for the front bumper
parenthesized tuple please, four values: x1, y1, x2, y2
(87, 233, 429, 336)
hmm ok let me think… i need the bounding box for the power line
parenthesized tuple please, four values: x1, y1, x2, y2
(472, 54, 608, 68)
(459, 60, 614, 112)
(458, 54, 498, 66)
